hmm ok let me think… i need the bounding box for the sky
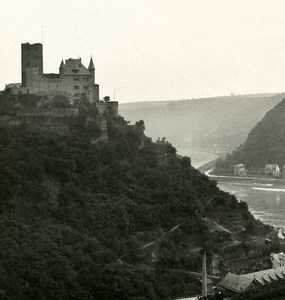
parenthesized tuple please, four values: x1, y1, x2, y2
(1, 0, 285, 103)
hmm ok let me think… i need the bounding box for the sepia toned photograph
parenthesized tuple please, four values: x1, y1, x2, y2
(1, 1, 285, 299)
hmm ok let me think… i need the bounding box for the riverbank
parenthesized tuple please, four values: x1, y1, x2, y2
(197, 160, 217, 173)
(175, 146, 218, 169)
(195, 162, 285, 227)
(205, 169, 285, 189)
(204, 168, 285, 187)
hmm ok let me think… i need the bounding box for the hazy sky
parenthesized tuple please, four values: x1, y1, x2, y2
(1, 0, 285, 103)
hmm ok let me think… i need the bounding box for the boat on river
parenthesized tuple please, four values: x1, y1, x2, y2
(253, 182, 273, 187)
(252, 186, 285, 192)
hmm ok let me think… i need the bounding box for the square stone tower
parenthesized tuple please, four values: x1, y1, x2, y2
(21, 43, 43, 86)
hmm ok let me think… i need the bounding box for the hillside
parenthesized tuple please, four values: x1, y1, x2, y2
(120, 94, 284, 154)
(214, 98, 285, 174)
(0, 92, 277, 299)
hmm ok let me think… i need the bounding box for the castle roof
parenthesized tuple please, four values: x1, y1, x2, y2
(242, 266, 285, 285)
(59, 60, 65, 69)
(217, 273, 254, 293)
(218, 266, 285, 294)
(88, 57, 95, 70)
(64, 58, 92, 76)
(43, 73, 60, 79)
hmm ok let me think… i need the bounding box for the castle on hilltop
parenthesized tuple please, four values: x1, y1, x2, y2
(5, 42, 100, 103)
(3, 42, 119, 141)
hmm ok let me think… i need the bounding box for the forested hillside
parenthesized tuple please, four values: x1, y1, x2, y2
(120, 94, 284, 150)
(0, 92, 272, 299)
(214, 98, 285, 174)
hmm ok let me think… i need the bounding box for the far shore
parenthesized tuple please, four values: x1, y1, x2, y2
(203, 168, 285, 186)
(176, 146, 218, 169)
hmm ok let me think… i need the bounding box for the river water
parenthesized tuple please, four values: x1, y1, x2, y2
(180, 147, 285, 228)
(217, 181, 285, 228)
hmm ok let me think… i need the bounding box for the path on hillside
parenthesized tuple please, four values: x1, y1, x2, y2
(143, 223, 181, 249)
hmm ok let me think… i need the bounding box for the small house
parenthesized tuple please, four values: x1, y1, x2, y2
(265, 164, 280, 176)
(217, 272, 256, 294)
(270, 252, 285, 268)
(217, 266, 285, 295)
(234, 164, 246, 176)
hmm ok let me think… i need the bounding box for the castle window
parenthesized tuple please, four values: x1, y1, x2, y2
(86, 77, 89, 81)
(74, 85, 80, 90)
(84, 85, 89, 90)
(74, 76, 80, 81)
(72, 69, 79, 73)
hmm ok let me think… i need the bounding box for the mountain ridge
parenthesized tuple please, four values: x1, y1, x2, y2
(120, 93, 285, 152)
(215, 97, 285, 174)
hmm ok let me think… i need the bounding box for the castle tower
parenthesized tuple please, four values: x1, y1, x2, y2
(88, 57, 95, 84)
(59, 60, 65, 77)
(21, 43, 43, 86)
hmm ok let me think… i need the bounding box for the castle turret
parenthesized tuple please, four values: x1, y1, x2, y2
(88, 57, 95, 84)
(59, 60, 65, 77)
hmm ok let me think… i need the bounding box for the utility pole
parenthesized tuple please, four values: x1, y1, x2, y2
(202, 250, 207, 298)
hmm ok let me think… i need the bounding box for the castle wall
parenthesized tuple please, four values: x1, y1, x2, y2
(108, 101, 118, 117)
(62, 75, 92, 95)
(17, 108, 80, 127)
(97, 101, 118, 118)
(91, 84, 99, 102)
(25, 69, 62, 95)
(23, 69, 98, 101)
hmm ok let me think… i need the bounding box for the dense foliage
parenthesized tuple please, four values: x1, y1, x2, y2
(0, 93, 268, 299)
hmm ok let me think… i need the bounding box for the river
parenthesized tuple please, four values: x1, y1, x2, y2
(176, 146, 285, 228)
(217, 181, 285, 228)
(176, 147, 218, 169)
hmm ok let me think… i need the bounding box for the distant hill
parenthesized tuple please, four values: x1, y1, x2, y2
(120, 94, 285, 152)
(218, 98, 285, 172)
